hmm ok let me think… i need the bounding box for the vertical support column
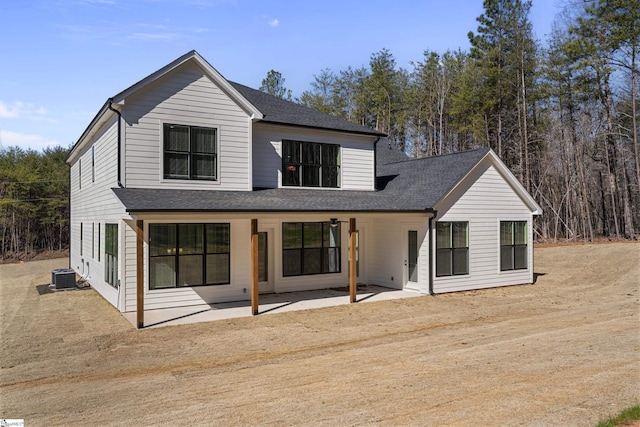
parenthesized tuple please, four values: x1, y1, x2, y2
(251, 219, 259, 315)
(349, 217, 357, 303)
(136, 220, 144, 329)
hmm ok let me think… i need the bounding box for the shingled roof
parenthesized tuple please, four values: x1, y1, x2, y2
(113, 147, 491, 213)
(229, 81, 385, 137)
(376, 147, 491, 208)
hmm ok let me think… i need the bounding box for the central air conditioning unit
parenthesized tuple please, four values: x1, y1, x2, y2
(51, 268, 76, 289)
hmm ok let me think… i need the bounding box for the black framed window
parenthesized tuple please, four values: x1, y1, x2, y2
(149, 223, 230, 289)
(105, 223, 118, 288)
(283, 222, 341, 276)
(500, 221, 528, 271)
(164, 124, 217, 180)
(92, 222, 95, 258)
(436, 222, 469, 277)
(282, 140, 340, 188)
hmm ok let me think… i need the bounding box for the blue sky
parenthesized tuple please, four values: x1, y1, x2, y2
(0, 0, 561, 152)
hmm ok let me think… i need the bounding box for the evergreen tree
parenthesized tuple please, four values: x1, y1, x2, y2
(298, 69, 339, 115)
(468, 0, 539, 186)
(259, 69, 293, 100)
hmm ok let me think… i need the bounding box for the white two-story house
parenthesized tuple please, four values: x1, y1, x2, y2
(67, 51, 541, 327)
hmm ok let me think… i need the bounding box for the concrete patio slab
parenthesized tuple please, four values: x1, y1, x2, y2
(123, 285, 421, 328)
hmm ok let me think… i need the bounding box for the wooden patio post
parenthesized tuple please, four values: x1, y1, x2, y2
(136, 220, 144, 329)
(251, 219, 259, 315)
(349, 218, 357, 303)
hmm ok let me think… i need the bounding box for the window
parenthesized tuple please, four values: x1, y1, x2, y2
(282, 140, 340, 188)
(97, 224, 101, 262)
(80, 223, 83, 256)
(78, 159, 82, 189)
(436, 222, 469, 277)
(164, 124, 217, 180)
(408, 230, 418, 282)
(105, 224, 118, 287)
(149, 223, 230, 289)
(282, 222, 341, 276)
(500, 221, 528, 271)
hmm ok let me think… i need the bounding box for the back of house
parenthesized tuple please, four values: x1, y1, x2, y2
(66, 50, 541, 325)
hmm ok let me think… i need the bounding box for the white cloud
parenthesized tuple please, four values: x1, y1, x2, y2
(0, 101, 23, 118)
(0, 130, 62, 152)
(0, 100, 56, 122)
(268, 18, 280, 27)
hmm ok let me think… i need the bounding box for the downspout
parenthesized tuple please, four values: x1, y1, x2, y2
(428, 210, 438, 296)
(68, 164, 72, 269)
(107, 99, 124, 188)
(108, 99, 124, 312)
(373, 136, 380, 189)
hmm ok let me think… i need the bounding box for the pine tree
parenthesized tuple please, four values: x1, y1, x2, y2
(259, 70, 293, 100)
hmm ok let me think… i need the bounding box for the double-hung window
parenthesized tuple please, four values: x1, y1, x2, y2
(436, 222, 469, 277)
(149, 223, 230, 289)
(282, 140, 340, 187)
(500, 221, 528, 271)
(282, 222, 341, 276)
(164, 124, 217, 180)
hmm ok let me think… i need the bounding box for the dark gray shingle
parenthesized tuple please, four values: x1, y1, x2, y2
(376, 147, 491, 208)
(229, 82, 385, 137)
(113, 147, 490, 213)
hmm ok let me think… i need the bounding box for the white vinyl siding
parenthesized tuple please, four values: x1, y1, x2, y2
(367, 214, 429, 290)
(122, 61, 251, 191)
(69, 114, 125, 308)
(433, 164, 534, 293)
(252, 123, 375, 190)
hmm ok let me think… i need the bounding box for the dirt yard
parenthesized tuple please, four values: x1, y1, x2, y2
(1, 243, 638, 426)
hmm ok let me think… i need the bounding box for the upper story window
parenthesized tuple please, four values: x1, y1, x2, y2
(163, 124, 217, 180)
(282, 140, 340, 188)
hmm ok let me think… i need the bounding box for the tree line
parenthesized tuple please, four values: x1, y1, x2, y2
(0, 146, 69, 260)
(2, 0, 637, 260)
(263, 0, 639, 242)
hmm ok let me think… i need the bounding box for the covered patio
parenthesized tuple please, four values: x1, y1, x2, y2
(123, 285, 421, 328)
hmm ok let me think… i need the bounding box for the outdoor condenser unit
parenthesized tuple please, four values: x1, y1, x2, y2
(51, 268, 76, 289)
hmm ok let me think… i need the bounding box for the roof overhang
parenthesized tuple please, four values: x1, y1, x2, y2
(66, 101, 117, 163)
(257, 119, 386, 138)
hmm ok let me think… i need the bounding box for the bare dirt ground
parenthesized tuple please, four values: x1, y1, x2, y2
(1, 243, 638, 426)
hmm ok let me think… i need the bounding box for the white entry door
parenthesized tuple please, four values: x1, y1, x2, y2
(405, 229, 419, 290)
